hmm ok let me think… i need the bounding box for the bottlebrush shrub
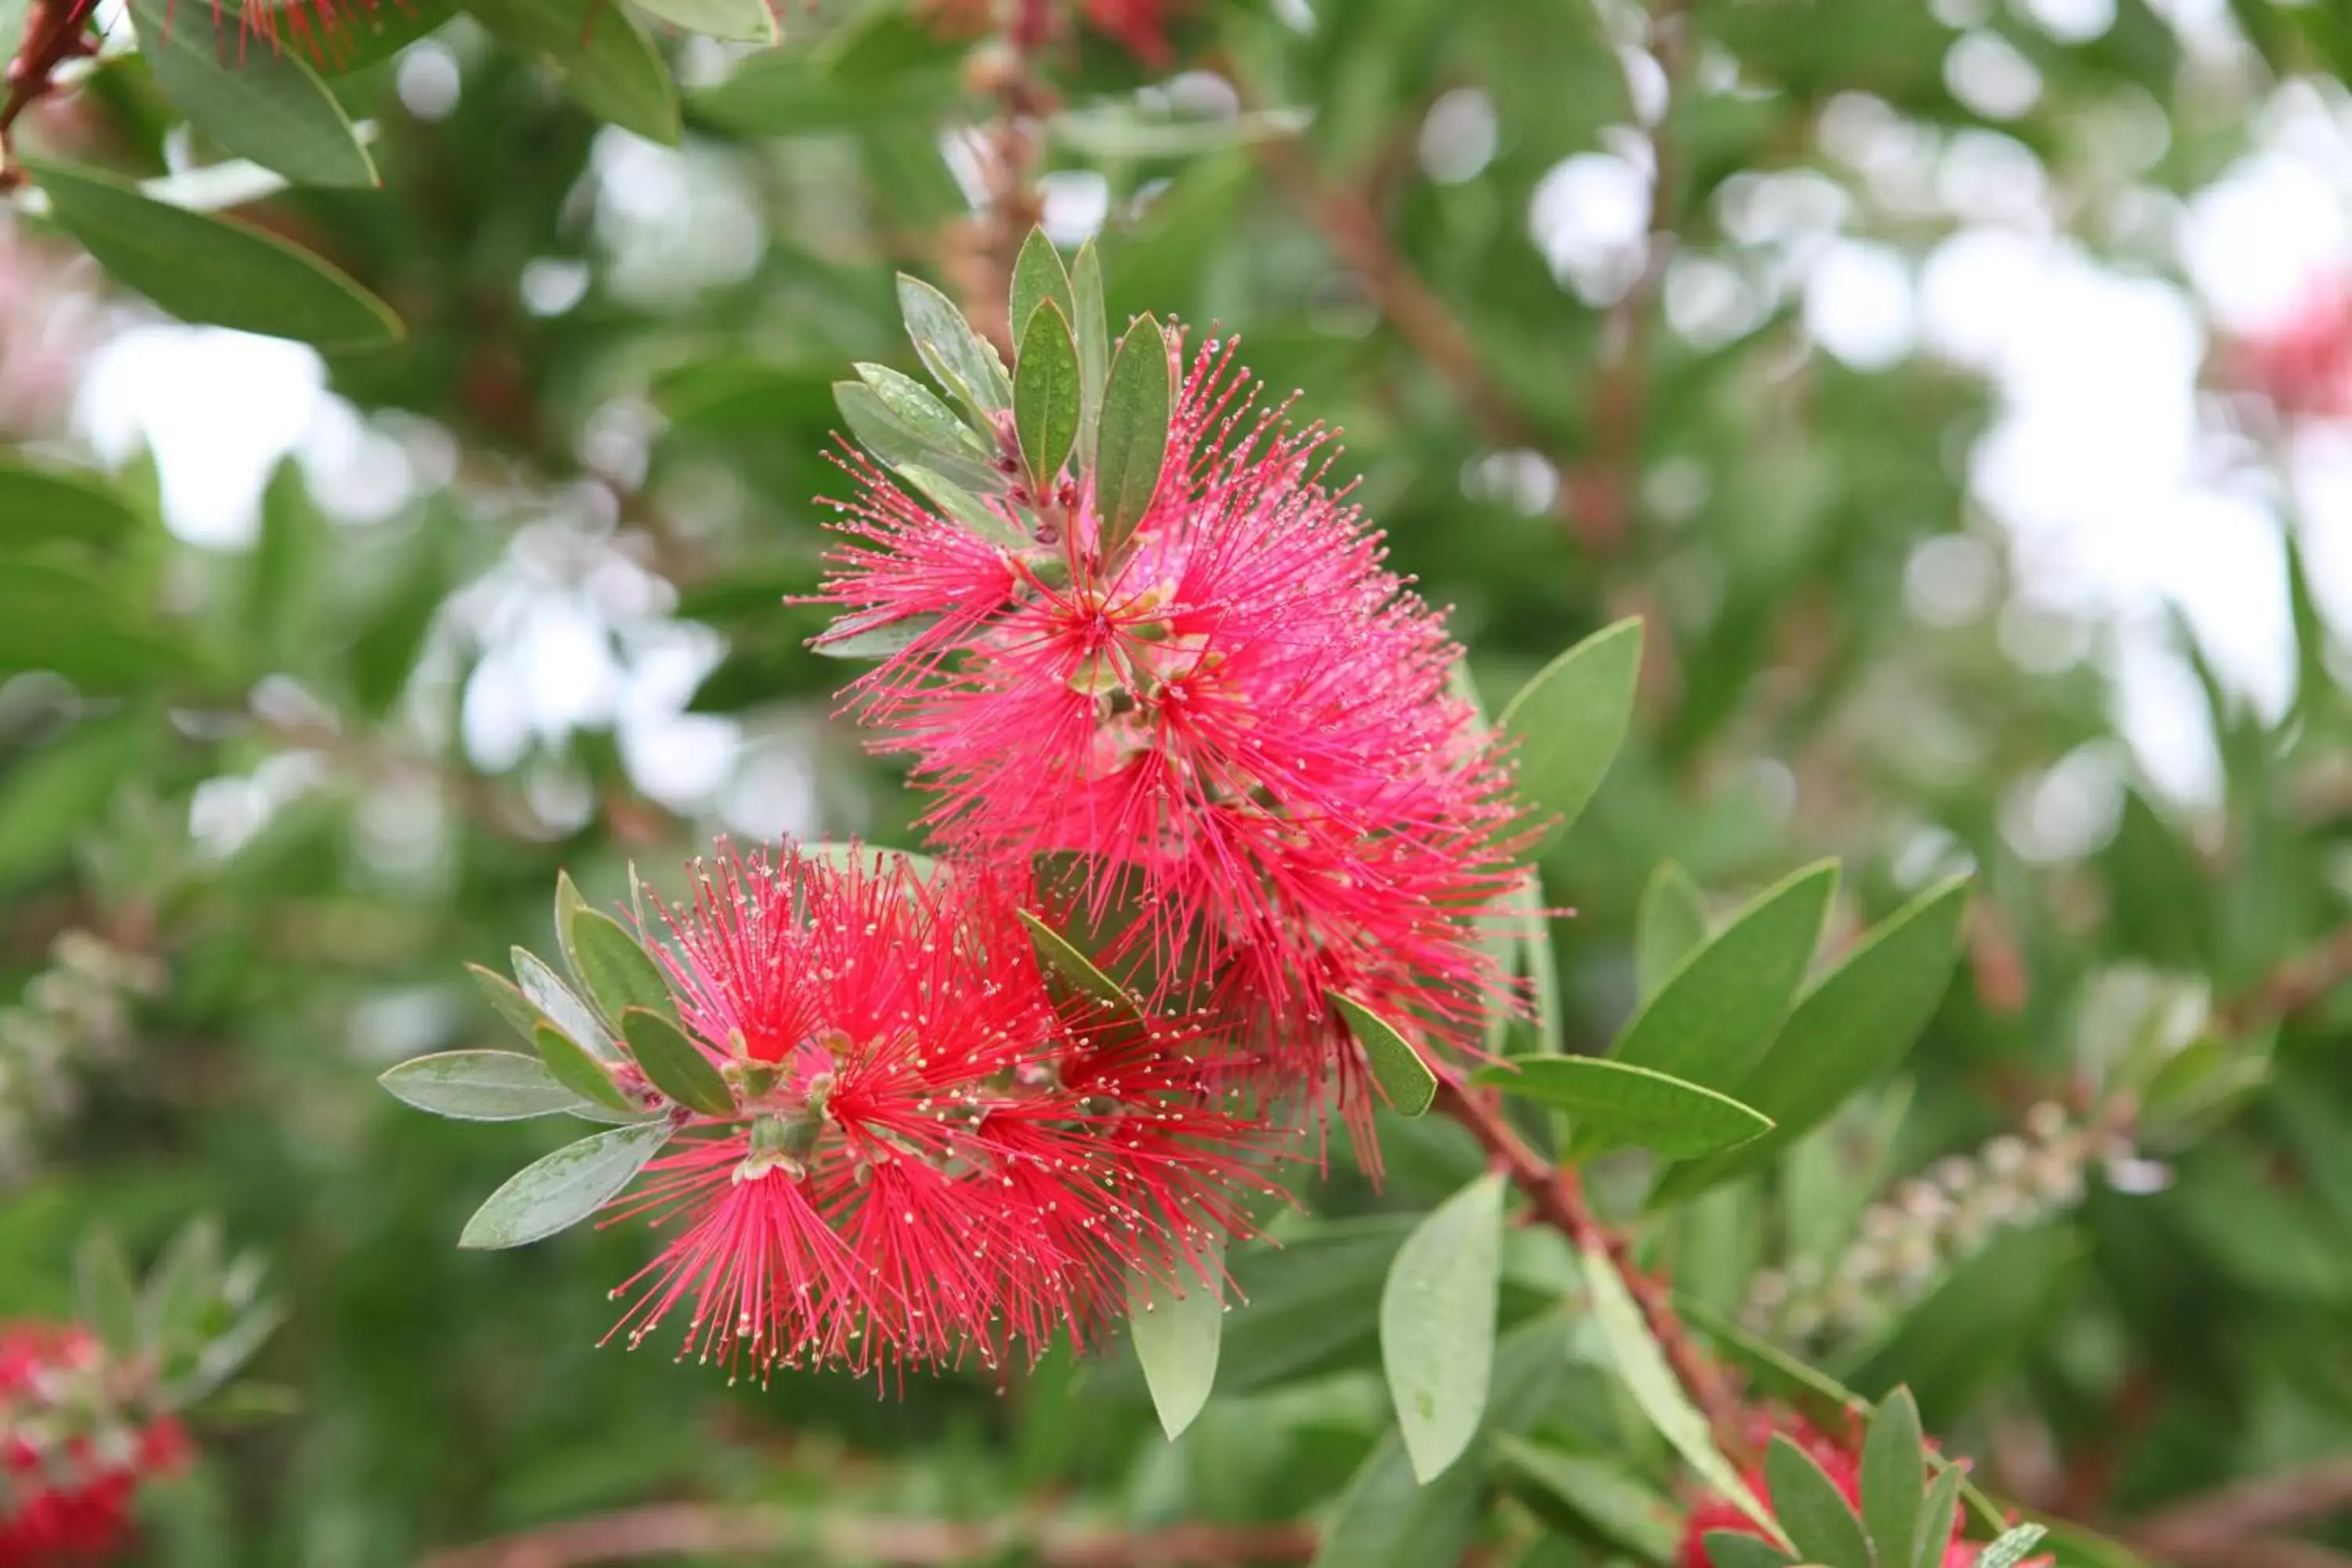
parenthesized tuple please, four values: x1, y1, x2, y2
(2, 1220, 278, 1565)
(811, 234, 1528, 1148)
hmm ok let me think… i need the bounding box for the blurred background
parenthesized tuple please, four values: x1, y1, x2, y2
(8, 0, 2352, 1560)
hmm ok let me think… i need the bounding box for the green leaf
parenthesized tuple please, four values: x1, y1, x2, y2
(0, 561, 190, 690)
(1128, 1236, 1223, 1440)
(562, 905, 681, 1032)
(308, 0, 457, 73)
(811, 608, 943, 659)
(74, 1230, 140, 1352)
(0, 713, 149, 890)
(1381, 1172, 1504, 1482)
(1018, 909, 1142, 1012)
(1655, 876, 1965, 1203)
(1912, 1468, 1966, 1568)
(833, 380, 1007, 495)
(1702, 1533, 1798, 1568)
(895, 463, 1030, 546)
(468, 964, 545, 1046)
(1636, 862, 1707, 1004)
(1472, 1058, 1771, 1159)
(1071, 240, 1109, 467)
(131, 0, 379, 188)
(27, 159, 401, 347)
(620, 1008, 735, 1118)
(1976, 1524, 2049, 1568)
(1329, 992, 1436, 1116)
(1011, 230, 1076, 353)
(510, 947, 614, 1059)
(630, 0, 775, 42)
(896, 272, 1012, 418)
(1581, 1243, 1780, 1541)
(461, 0, 680, 144)
(1491, 1436, 1681, 1564)
(379, 1050, 587, 1121)
(1850, 1225, 2083, 1425)
(457, 1120, 673, 1250)
(855, 363, 995, 456)
(138, 1216, 222, 1356)
(1859, 1387, 1925, 1566)
(1014, 299, 1082, 497)
(533, 1022, 637, 1116)
(0, 458, 140, 551)
(1094, 313, 1171, 556)
(1610, 861, 1836, 1092)
(1498, 618, 1642, 852)
(1766, 1435, 1871, 1568)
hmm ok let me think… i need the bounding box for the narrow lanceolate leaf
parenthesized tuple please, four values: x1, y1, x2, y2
(1581, 1243, 1781, 1542)
(1498, 618, 1642, 852)
(461, 0, 681, 144)
(27, 159, 401, 349)
(74, 1232, 140, 1352)
(1381, 1172, 1505, 1482)
(856, 363, 995, 458)
(1975, 1524, 2050, 1568)
(832, 381, 1006, 495)
(1610, 861, 1836, 1092)
(1635, 862, 1707, 1004)
(1071, 240, 1110, 467)
(1701, 1533, 1798, 1568)
(1912, 1467, 1967, 1568)
(629, 0, 776, 42)
(1011, 230, 1076, 352)
(1766, 1435, 1872, 1568)
(1471, 1058, 1771, 1159)
(533, 1022, 637, 1115)
(1018, 910, 1141, 1012)
(1859, 1387, 1926, 1566)
(1490, 1436, 1682, 1564)
(1653, 875, 1966, 1205)
(468, 964, 546, 1046)
(897, 272, 1012, 418)
(130, 0, 379, 188)
(564, 906, 680, 1030)
(1330, 993, 1437, 1116)
(1129, 1236, 1224, 1440)
(895, 464, 1029, 547)
(0, 459, 140, 550)
(620, 1008, 735, 1118)
(1014, 299, 1082, 497)
(379, 1050, 586, 1121)
(457, 1120, 673, 1250)
(811, 609, 942, 659)
(511, 947, 614, 1058)
(1094, 313, 1171, 557)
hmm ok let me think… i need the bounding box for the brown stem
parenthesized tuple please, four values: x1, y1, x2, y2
(948, 0, 1054, 350)
(418, 1504, 1318, 1568)
(1432, 1077, 1751, 1465)
(0, 0, 91, 187)
(2129, 1459, 2352, 1560)
(2214, 919, 2352, 1035)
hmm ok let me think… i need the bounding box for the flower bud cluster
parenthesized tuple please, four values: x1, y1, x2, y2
(0, 931, 165, 1183)
(0, 1321, 189, 1563)
(1740, 1103, 2129, 1346)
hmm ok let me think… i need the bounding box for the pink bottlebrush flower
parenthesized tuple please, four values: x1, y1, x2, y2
(1677, 1410, 2051, 1568)
(603, 844, 1272, 1382)
(2224, 276, 2352, 419)
(0, 1321, 189, 1566)
(813, 333, 1529, 1149)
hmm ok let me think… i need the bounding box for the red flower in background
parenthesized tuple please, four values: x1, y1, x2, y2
(815, 335, 1527, 1150)
(604, 845, 1272, 1381)
(2225, 277, 2352, 420)
(0, 1322, 188, 1566)
(917, 0, 1183, 64)
(1679, 1411, 2051, 1568)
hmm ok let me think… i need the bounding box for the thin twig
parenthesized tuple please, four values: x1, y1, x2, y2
(0, 0, 91, 188)
(2129, 1459, 2352, 1559)
(1432, 1076, 1751, 1465)
(416, 1504, 1318, 1568)
(946, 0, 1054, 349)
(2213, 919, 2352, 1035)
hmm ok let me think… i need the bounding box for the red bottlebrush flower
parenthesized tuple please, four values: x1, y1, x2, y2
(0, 1322, 189, 1566)
(1079, 0, 1179, 64)
(603, 844, 1272, 1382)
(813, 334, 1528, 1147)
(1677, 1411, 2051, 1568)
(2224, 277, 2352, 419)
(913, 0, 1182, 63)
